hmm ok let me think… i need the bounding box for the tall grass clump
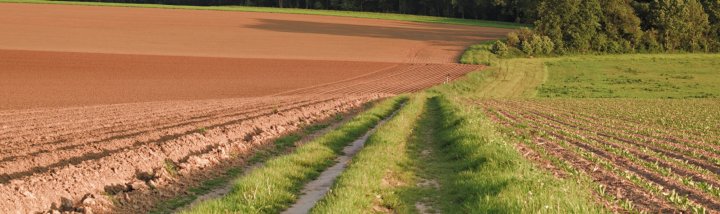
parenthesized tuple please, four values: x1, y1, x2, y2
(183, 96, 407, 213)
(460, 41, 525, 66)
(311, 94, 425, 213)
(427, 94, 604, 213)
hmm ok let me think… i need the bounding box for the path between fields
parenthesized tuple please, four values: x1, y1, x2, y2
(402, 98, 448, 214)
(176, 110, 358, 213)
(281, 104, 404, 214)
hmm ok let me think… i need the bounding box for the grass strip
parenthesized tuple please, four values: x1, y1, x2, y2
(424, 94, 605, 213)
(150, 128, 307, 213)
(182, 96, 407, 213)
(312, 92, 605, 213)
(0, 0, 525, 29)
(311, 93, 425, 213)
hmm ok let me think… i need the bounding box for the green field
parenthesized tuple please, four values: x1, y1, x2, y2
(449, 50, 720, 212)
(538, 55, 720, 98)
(0, 0, 525, 29)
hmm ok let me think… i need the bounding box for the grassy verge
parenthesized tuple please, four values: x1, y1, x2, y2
(423, 94, 605, 213)
(182, 96, 407, 213)
(149, 122, 334, 214)
(313, 91, 604, 213)
(460, 41, 524, 66)
(0, 0, 525, 29)
(311, 93, 426, 213)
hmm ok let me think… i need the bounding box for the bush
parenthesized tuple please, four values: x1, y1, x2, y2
(521, 38, 536, 55)
(460, 43, 499, 66)
(640, 30, 663, 52)
(506, 28, 555, 56)
(608, 41, 624, 53)
(540, 36, 555, 54)
(520, 34, 555, 56)
(491, 40, 509, 56)
(506, 31, 520, 47)
(516, 27, 534, 41)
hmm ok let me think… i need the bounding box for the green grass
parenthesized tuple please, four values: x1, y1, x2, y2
(460, 42, 525, 66)
(461, 49, 720, 99)
(537, 54, 720, 98)
(449, 43, 720, 212)
(150, 167, 244, 214)
(182, 96, 407, 213)
(313, 88, 604, 213)
(150, 120, 335, 214)
(421, 94, 604, 213)
(0, 0, 525, 29)
(311, 93, 426, 213)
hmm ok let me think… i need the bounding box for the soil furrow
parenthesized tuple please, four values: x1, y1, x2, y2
(483, 104, 673, 212)
(0, 97, 343, 183)
(0, 94, 384, 213)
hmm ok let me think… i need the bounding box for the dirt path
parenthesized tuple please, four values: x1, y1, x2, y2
(175, 108, 360, 213)
(281, 104, 403, 214)
(403, 98, 450, 214)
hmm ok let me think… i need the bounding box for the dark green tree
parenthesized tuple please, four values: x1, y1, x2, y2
(601, 0, 643, 46)
(536, 0, 602, 53)
(651, 0, 710, 51)
(700, 0, 720, 50)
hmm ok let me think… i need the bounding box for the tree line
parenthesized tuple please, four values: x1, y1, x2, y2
(78, 0, 719, 53)
(75, 0, 539, 22)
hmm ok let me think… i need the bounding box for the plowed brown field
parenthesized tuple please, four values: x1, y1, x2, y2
(0, 3, 507, 213)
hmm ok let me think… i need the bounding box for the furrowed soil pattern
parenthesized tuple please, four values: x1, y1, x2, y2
(479, 99, 720, 213)
(0, 3, 503, 213)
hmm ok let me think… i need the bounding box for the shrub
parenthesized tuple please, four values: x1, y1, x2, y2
(540, 36, 555, 54)
(521, 38, 536, 55)
(491, 40, 509, 56)
(640, 30, 663, 52)
(516, 27, 535, 44)
(593, 33, 609, 52)
(606, 40, 622, 54)
(506, 31, 520, 47)
(620, 40, 635, 53)
(521, 34, 554, 56)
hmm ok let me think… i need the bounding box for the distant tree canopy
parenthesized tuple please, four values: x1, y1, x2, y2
(79, 0, 719, 53)
(72, 0, 540, 23)
(516, 0, 719, 54)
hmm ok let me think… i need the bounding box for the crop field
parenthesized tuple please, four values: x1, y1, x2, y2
(0, 2, 509, 213)
(429, 53, 720, 213)
(481, 99, 720, 212)
(3, 1, 718, 213)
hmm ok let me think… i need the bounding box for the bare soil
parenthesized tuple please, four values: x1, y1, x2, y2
(0, 3, 507, 109)
(0, 3, 504, 213)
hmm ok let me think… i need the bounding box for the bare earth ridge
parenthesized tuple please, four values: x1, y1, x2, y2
(0, 3, 508, 213)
